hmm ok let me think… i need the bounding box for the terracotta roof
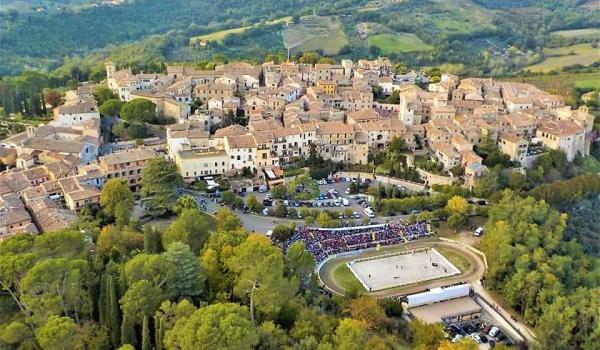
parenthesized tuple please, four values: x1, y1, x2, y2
(214, 124, 248, 138)
(226, 134, 257, 149)
(100, 148, 156, 166)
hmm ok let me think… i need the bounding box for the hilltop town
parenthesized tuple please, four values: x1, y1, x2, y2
(0, 57, 596, 237)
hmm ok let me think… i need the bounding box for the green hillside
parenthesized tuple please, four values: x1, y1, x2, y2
(0, 0, 597, 77)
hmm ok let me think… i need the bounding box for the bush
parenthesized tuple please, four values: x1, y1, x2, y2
(271, 224, 295, 243)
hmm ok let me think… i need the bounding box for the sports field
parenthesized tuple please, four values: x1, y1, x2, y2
(347, 248, 460, 291)
(525, 43, 600, 73)
(368, 33, 433, 54)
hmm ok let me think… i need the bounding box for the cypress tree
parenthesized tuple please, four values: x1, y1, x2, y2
(141, 316, 151, 350)
(120, 312, 137, 347)
(154, 312, 166, 350)
(108, 274, 122, 347)
(98, 272, 109, 327)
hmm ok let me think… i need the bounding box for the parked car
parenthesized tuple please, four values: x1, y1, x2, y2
(488, 327, 499, 338)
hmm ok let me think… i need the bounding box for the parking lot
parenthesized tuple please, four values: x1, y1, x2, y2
(252, 176, 415, 222)
(443, 317, 515, 349)
(188, 176, 420, 233)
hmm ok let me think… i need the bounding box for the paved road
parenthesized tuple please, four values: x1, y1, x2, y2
(186, 180, 416, 233)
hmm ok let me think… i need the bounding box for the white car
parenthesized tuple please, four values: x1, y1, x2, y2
(470, 333, 482, 344)
(333, 200, 340, 206)
(345, 188, 351, 195)
(451, 334, 463, 343)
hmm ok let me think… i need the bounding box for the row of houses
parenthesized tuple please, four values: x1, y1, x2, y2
(0, 56, 595, 239)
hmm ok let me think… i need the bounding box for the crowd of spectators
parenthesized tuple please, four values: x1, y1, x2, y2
(283, 221, 432, 263)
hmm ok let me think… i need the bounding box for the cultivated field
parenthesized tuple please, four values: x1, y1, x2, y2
(347, 248, 460, 291)
(525, 43, 600, 73)
(506, 72, 600, 97)
(283, 16, 348, 55)
(551, 28, 600, 39)
(190, 16, 291, 44)
(368, 33, 433, 54)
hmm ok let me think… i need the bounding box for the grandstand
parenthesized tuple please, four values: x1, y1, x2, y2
(283, 221, 433, 263)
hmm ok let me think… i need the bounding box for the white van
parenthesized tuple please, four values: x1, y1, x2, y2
(364, 208, 375, 218)
(266, 230, 273, 239)
(342, 198, 350, 206)
(474, 227, 484, 237)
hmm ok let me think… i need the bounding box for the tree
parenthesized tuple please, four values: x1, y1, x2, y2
(94, 86, 117, 105)
(437, 339, 478, 350)
(120, 98, 157, 123)
(409, 319, 444, 350)
(445, 195, 469, 216)
(143, 225, 163, 254)
(96, 225, 144, 261)
(140, 157, 183, 216)
(44, 88, 62, 107)
(215, 207, 242, 231)
(317, 212, 332, 228)
(246, 194, 263, 213)
(225, 235, 298, 324)
(164, 303, 259, 350)
(257, 321, 292, 350)
(124, 253, 175, 288)
(99, 99, 124, 117)
(535, 297, 577, 350)
(333, 318, 369, 350)
(162, 209, 211, 254)
(36, 316, 77, 350)
(271, 224, 294, 243)
(199, 227, 247, 299)
(141, 316, 151, 350)
(347, 296, 387, 330)
(447, 214, 467, 232)
(163, 242, 204, 299)
(285, 241, 315, 287)
(100, 179, 135, 219)
(221, 191, 236, 206)
(173, 195, 198, 215)
(273, 202, 287, 218)
(114, 201, 131, 227)
(120, 280, 163, 326)
(21, 258, 91, 323)
(270, 184, 288, 199)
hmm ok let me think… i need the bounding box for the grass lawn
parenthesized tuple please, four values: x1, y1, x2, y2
(525, 43, 600, 73)
(368, 33, 433, 54)
(551, 28, 600, 39)
(333, 264, 365, 292)
(436, 246, 472, 273)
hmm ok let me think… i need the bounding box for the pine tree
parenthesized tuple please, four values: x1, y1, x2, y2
(141, 316, 151, 350)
